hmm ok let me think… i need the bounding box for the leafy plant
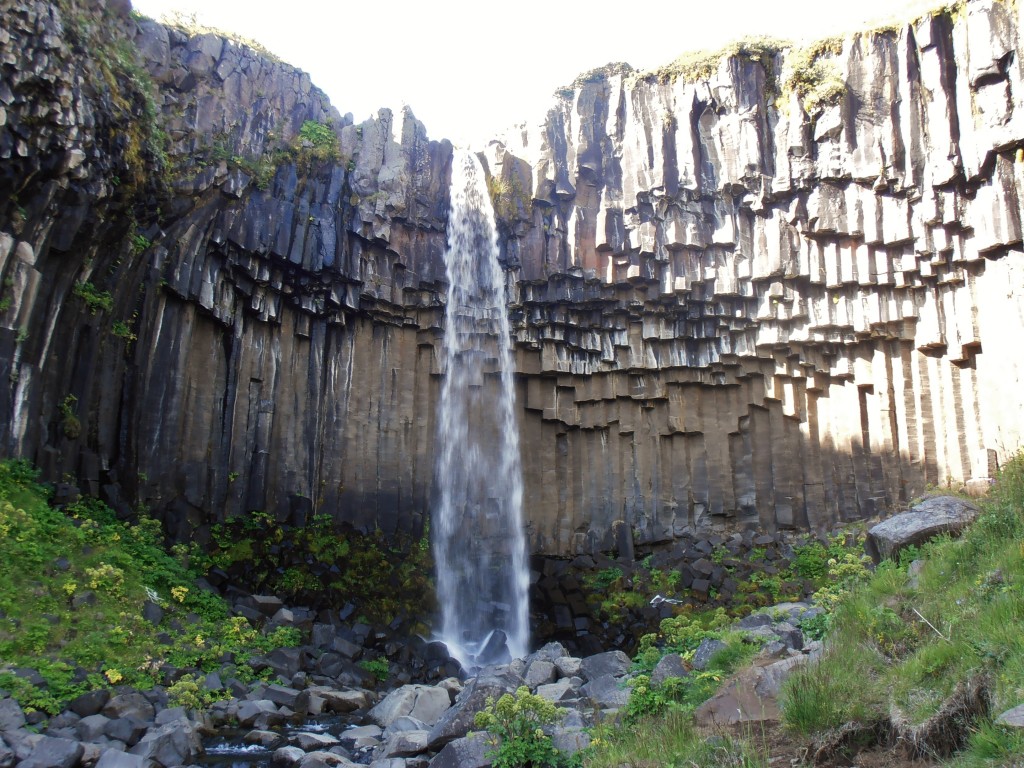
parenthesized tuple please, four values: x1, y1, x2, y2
(358, 657, 389, 682)
(473, 686, 564, 768)
(296, 120, 339, 162)
(59, 395, 81, 439)
(73, 281, 114, 314)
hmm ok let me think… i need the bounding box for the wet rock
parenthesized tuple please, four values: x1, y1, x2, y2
(292, 731, 341, 751)
(245, 729, 285, 748)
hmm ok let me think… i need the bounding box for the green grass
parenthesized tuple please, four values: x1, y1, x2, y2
(780, 453, 1024, 764)
(585, 710, 767, 768)
(0, 460, 299, 714)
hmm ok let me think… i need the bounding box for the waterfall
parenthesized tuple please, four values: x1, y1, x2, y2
(433, 150, 529, 669)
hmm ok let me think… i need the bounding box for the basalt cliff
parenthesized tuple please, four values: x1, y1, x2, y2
(2, 0, 1023, 555)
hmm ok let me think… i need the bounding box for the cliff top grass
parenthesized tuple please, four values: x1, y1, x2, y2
(146, 10, 284, 63)
(0, 460, 297, 715)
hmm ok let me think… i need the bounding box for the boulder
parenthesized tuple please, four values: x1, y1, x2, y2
(76, 713, 111, 741)
(0, 699, 26, 732)
(292, 731, 341, 751)
(695, 651, 817, 726)
(867, 496, 981, 561)
(426, 674, 519, 749)
(579, 651, 631, 681)
(691, 638, 728, 670)
(650, 653, 690, 686)
(378, 729, 429, 758)
(104, 716, 148, 746)
(427, 732, 491, 768)
(18, 736, 83, 768)
(535, 679, 577, 704)
(580, 674, 631, 710)
(245, 729, 285, 748)
(94, 750, 148, 768)
(129, 718, 203, 766)
(238, 699, 283, 728)
(995, 703, 1024, 728)
(272, 745, 307, 766)
(69, 689, 111, 717)
(102, 693, 155, 723)
(553, 657, 582, 678)
(370, 685, 451, 728)
(318, 688, 370, 713)
(523, 660, 556, 689)
(298, 750, 356, 767)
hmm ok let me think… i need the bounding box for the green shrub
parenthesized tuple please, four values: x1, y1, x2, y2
(296, 120, 338, 162)
(358, 657, 389, 682)
(73, 281, 114, 314)
(473, 686, 564, 768)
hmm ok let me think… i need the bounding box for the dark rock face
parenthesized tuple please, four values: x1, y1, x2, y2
(1, 0, 1023, 555)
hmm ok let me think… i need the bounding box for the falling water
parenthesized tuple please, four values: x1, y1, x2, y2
(433, 150, 529, 669)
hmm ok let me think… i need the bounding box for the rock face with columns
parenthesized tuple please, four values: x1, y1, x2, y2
(1, 0, 1022, 554)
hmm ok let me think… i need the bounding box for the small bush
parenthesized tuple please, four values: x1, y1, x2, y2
(473, 686, 564, 768)
(73, 281, 114, 314)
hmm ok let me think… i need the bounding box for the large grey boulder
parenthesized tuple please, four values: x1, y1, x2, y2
(18, 736, 83, 768)
(523, 660, 557, 689)
(94, 750, 148, 768)
(370, 685, 451, 728)
(427, 732, 491, 768)
(102, 693, 155, 723)
(317, 688, 370, 713)
(426, 674, 519, 750)
(0, 699, 26, 732)
(378, 728, 429, 758)
(867, 496, 980, 561)
(129, 718, 203, 766)
(650, 653, 690, 686)
(580, 674, 632, 710)
(579, 650, 631, 681)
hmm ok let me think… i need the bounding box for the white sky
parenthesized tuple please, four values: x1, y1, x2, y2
(131, 0, 943, 147)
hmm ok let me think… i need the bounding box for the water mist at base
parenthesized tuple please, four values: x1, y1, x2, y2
(432, 150, 529, 670)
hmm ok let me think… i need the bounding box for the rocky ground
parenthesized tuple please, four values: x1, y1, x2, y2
(0, 598, 826, 767)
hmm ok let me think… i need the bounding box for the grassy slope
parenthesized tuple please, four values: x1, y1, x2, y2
(780, 456, 1024, 765)
(0, 460, 296, 714)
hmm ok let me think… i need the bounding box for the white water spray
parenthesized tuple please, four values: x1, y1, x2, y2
(433, 150, 529, 669)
